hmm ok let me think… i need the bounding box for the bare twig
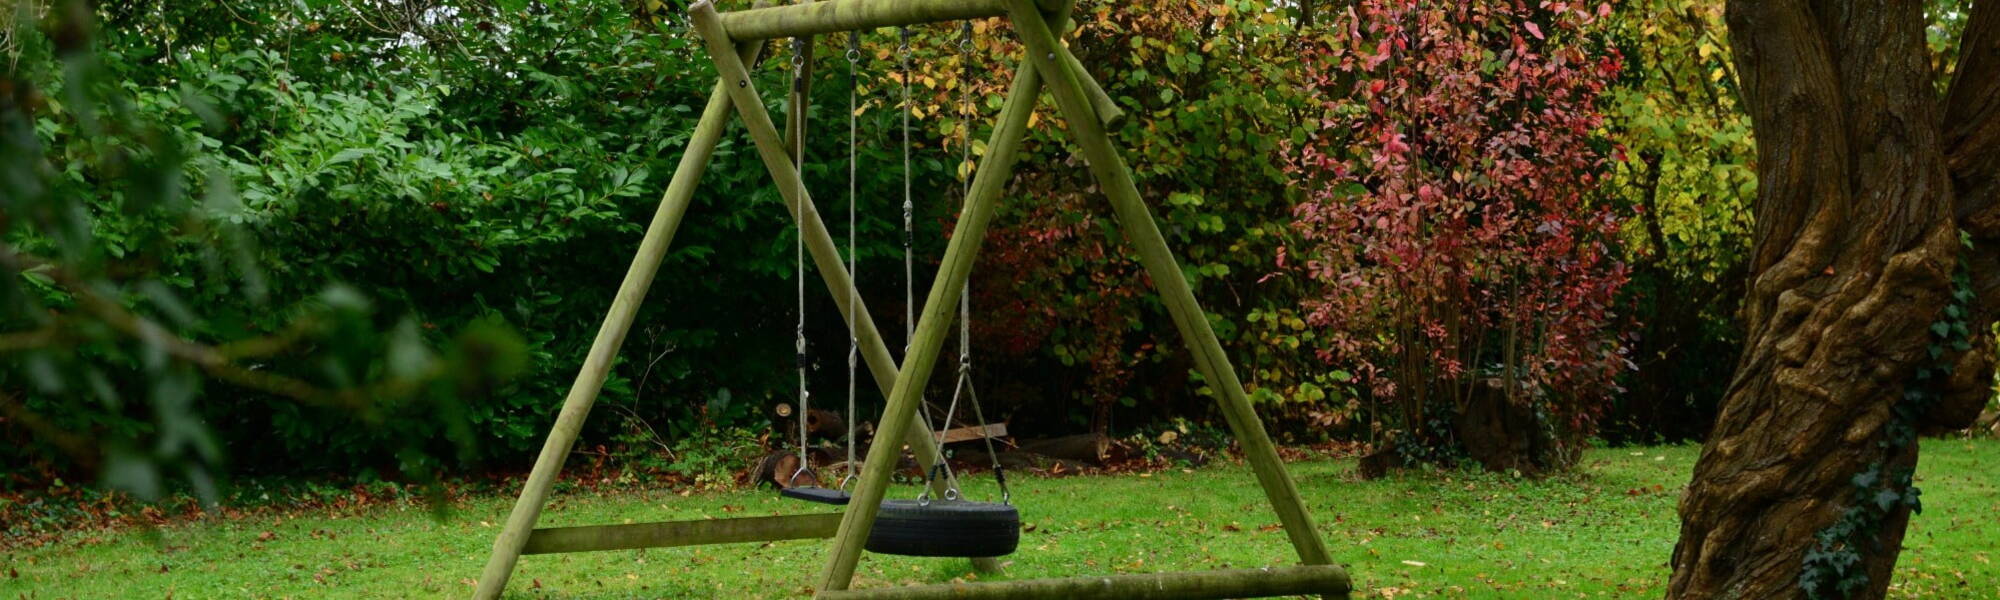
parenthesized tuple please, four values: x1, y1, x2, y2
(614, 327, 678, 460)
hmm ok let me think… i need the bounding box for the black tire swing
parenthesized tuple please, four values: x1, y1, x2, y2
(865, 22, 1018, 559)
(774, 26, 1019, 559)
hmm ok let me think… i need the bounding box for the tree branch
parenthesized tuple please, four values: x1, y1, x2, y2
(1940, 0, 2000, 424)
(0, 244, 373, 411)
(0, 390, 99, 468)
(1636, 151, 1670, 265)
(0, 327, 63, 352)
(1946, 0, 2000, 239)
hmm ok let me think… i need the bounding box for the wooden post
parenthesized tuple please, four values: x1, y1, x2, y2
(470, 39, 768, 600)
(718, 0, 1118, 127)
(782, 0, 814, 160)
(717, 0, 1063, 40)
(521, 513, 843, 555)
(815, 565, 1351, 600)
(1002, 0, 1337, 575)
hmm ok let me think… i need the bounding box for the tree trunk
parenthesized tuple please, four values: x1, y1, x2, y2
(1943, 0, 2000, 425)
(1669, 2, 1999, 599)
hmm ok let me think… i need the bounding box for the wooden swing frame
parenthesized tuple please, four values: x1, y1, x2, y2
(472, 0, 1351, 598)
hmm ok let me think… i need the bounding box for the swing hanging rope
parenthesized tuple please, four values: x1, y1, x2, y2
(918, 20, 1008, 506)
(956, 20, 1008, 505)
(841, 30, 862, 491)
(858, 20, 1020, 560)
(899, 26, 915, 358)
(779, 36, 862, 506)
(790, 37, 812, 487)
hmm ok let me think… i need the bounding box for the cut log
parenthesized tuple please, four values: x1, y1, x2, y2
(806, 408, 847, 438)
(748, 450, 826, 489)
(954, 450, 1093, 474)
(935, 422, 1008, 444)
(1015, 434, 1111, 464)
(772, 404, 848, 439)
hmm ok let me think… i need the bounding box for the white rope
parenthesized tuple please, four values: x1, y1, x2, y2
(791, 40, 811, 484)
(843, 32, 861, 489)
(899, 28, 915, 354)
(950, 22, 1007, 503)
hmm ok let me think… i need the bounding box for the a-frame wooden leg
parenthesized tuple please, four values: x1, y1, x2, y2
(471, 39, 767, 600)
(1002, 0, 1338, 580)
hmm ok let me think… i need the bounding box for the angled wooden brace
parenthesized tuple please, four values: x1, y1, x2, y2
(1001, 0, 1339, 585)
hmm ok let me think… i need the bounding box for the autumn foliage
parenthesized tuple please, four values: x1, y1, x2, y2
(1286, 0, 1631, 467)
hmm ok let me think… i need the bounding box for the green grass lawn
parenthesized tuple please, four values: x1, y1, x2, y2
(4, 439, 1996, 599)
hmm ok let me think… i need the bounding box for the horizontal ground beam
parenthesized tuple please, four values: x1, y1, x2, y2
(713, 0, 1065, 41)
(521, 513, 842, 555)
(815, 565, 1353, 600)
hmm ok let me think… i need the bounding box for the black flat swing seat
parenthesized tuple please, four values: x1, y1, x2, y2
(780, 486, 852, 505)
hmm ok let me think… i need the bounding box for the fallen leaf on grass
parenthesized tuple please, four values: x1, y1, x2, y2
(1402, 560, 1428, 567)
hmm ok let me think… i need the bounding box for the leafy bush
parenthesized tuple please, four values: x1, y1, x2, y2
(1, 1, 530, 497)
(1285, 0, 1631, 466)
(2, 0, 890, 483)
(879, 0, 1336, 438)
(1595, 0, 1753, 443)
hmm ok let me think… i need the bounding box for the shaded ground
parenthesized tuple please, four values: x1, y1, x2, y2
(2, 440, 1995, 598)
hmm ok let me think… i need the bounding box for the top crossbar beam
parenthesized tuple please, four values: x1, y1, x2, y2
(715, 0, 1066, 40)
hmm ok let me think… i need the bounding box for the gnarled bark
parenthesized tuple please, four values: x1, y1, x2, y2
(1941, 0, 2000, 433)
(1668, 1, 2000, 599)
